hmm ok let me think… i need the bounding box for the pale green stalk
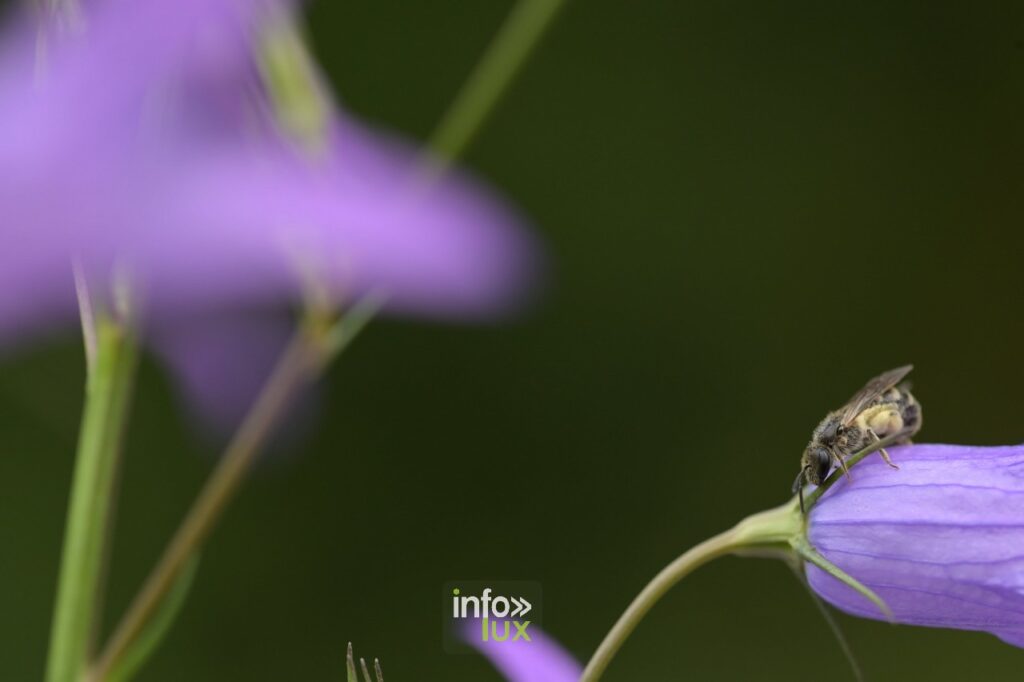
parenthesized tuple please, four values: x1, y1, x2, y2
(45, 319, 138, 682)
(86, 298, 380, 682)
(579, 502, 799, 682)
(87, 324, 329, 682)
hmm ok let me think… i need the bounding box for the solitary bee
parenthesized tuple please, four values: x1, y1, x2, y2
(793, 365, 922, 511)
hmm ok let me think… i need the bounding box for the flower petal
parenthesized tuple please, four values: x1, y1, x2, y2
(124, 127, 540, 319)
(463, 620, 582, 682)
(807, 444, 1024, 645)
(149, 310, 320, 436)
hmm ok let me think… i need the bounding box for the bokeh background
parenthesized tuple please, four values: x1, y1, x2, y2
(3, 1, 1024, 679)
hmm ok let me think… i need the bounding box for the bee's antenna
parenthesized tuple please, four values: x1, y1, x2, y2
(792, 469, 807, 514)
(833, 447, 851, 478)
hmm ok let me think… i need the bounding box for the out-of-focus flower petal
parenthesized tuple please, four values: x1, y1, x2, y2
(463, 620, 582, 682)
(0, 0, 540, 425)
(0, 0, 255, 170)
(125, 132, 539, 318)
(807, 444, 1024, 646)
(150, 310, 315, 435)
(1, 0, 538, 327)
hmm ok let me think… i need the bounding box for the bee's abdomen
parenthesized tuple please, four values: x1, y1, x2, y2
(863, 388, 921, 439)
(899, 390, 922, 430)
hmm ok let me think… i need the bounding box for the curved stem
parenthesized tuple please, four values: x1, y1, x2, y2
(581, 500, 801, 682)
(580, 529, 739, 682)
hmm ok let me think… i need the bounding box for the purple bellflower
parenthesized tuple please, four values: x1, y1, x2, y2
(808, 443, 1024, 647)
(0, 0, 538, 426)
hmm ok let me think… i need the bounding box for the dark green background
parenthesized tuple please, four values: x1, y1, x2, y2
(3, 1, 1024, 679)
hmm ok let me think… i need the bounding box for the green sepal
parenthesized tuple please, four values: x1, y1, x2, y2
(791, 534, 893, 621)
(256, 10, 330, 153)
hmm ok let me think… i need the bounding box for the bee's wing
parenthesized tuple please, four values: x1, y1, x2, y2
(836, 365, 913, 425)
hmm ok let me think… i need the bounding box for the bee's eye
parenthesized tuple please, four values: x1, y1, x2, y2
(815, 449, 832, 482)
(835, 425, 845, 436)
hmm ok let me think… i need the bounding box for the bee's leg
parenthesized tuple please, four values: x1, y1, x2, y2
(832, 449, 852, 478)
(868, 428, 900, 469)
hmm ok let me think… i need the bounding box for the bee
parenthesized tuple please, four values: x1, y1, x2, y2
(793, 365, 922, 511)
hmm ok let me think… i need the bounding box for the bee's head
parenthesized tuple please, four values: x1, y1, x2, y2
(795, 447, 834, 513)
(807, 446, 833, 485)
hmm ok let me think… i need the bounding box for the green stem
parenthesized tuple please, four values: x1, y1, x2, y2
(46, 319, 138, 682)
(428, 0, 568, 163)
(86, 325, 327, 682)
(86, 297, 380, 682)
(580, 501, 801, 682)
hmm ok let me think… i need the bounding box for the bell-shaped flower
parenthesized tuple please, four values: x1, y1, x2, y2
(808, 443, 1024, 647)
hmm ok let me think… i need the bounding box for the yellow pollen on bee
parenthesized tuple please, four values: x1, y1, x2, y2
(861, 406, 904, 436)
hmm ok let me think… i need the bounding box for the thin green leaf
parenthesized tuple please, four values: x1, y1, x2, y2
(105, 554, 201, 682)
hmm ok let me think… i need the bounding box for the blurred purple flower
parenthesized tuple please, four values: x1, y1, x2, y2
(463, 620, 582, 682)
(0, 0, 538, 427)
(807, 443, 1024, 647)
